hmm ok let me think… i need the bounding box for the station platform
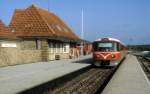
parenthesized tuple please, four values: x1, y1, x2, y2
(0, 55, 91, 94)
(102, 55, 150, 94)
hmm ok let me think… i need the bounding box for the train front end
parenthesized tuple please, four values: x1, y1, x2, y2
(92, 38, 123, 67)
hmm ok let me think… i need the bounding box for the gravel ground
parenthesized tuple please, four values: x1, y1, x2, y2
(21, 67, 116, 94)
(45, 68, 115, 94)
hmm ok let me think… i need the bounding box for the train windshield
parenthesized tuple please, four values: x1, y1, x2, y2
(98, 43, 112, 47)
(93, 42, 117, 52)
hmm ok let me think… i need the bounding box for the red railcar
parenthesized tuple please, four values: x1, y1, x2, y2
(92, 38, 127, 67)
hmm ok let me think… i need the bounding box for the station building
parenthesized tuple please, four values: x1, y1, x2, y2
(0, 20, 19, 66)
(0, 5, 82, 67)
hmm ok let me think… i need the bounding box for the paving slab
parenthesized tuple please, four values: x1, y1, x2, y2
(102, 55, 150, 94)
(0, 55, 91, 94)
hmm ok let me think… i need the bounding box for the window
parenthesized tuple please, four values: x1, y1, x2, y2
(49, 42, 53, 53)
(11, 29, 15, 32)
(57, 43, 60, 53)
(24, 24, 33, 28)
(60, 43, 63, 53)
(63, 43, 70, 53)
(63, 27, 69, 32)
(51, 24, 63, 32)
(93, 42, 117, 52)
(36, 39, 41, 50)
(53, 43, 56, 53)
(56, 43, 59, 53)
(56, 24, 62, 31)
(98, 43, 112, 47)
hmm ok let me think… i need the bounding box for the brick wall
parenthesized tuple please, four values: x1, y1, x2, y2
(0, 39, 71, 67)
(0, 47, 21, 67)
(0, 47, 42, 67)
(0, 39, 42, 67)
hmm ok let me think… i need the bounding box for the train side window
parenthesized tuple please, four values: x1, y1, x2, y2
(120, 45, 124, 50)
(120, 45, 123, 51)
(114, 43, 117, 51)
(117, 43, 120, 51)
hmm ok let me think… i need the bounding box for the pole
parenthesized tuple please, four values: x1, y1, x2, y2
(81, 9, 84, 56)
(48, 0, 50, 11)
(81, 9, 84, 40)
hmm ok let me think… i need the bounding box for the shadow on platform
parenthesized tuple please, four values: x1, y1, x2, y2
(72, 58, 93, 64)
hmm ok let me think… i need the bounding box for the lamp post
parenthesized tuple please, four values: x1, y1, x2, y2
(48, 0, 50, 11)
(81, 9, 84, 56)
(44, 0, 50, 11)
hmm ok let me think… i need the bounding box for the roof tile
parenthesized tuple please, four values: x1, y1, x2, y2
(0, 20, 16, 39)
(10, 5, 80, 40)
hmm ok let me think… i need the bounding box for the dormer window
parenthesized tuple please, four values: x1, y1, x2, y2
(12, 29, 15, 32)
(24, 24, 33, 28)
(56, 24, 62, 31)
(51, 24, 63, 32)
(63, 27, 69, 32)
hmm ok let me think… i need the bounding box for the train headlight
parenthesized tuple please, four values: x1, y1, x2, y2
(111, 54, 115, 58)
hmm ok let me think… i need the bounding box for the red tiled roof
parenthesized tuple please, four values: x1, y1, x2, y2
(10, 5, 80, 40)
(0, 20, 15, 39)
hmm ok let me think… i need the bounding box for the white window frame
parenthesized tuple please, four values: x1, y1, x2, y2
(60, 43, 63, 53)
(57, 43, 60, 53)
(36, 39, 41, 50)
(49, 42, 53, 53)
(53, 43, 56, 53)
(55, 43, 58, 53)
(63, 43, 70, 53)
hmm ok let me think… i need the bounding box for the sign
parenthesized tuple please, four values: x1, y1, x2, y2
(1, 43, 17, 47)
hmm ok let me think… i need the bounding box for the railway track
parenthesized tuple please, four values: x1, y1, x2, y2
(20, 61, 123, 94)
(137, 56, 150, 80)
(51, 68, 114, 94)
(20, 66, 117, 94)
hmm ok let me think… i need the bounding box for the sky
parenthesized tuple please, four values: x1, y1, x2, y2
(0, 0, 150, 45)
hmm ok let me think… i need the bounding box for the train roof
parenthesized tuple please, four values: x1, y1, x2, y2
(94, 38, 125, 45)
(94, 38, 120, 42)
